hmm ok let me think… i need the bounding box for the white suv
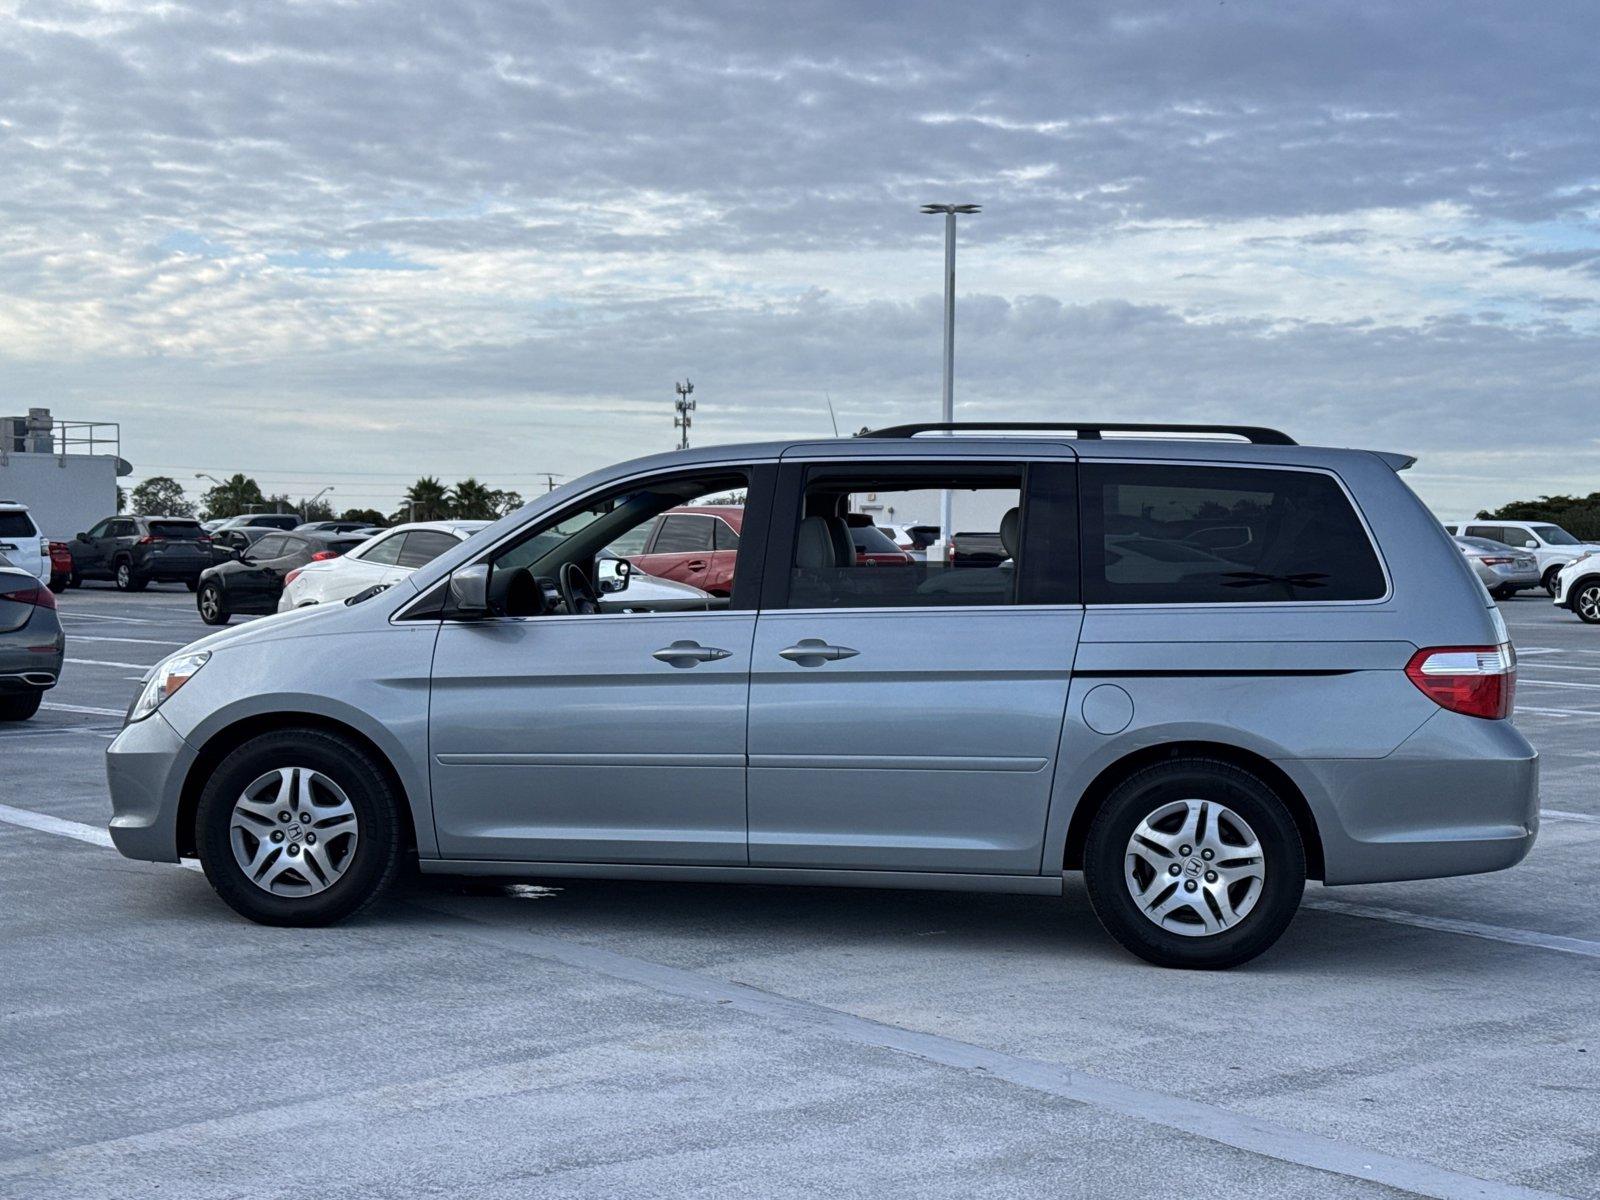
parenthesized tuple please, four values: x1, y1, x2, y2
(0, 501, 49, 584)
(1443, 519, 1600, 596)
(278, 521, 492, 611)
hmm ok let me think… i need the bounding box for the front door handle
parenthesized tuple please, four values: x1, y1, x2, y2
(778, 639, 860, 667)
(652, 640, 732, 668)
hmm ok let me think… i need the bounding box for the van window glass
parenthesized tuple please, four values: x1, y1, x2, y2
(1080, 464, 1386, 604)
(396, 530, 460, 568)
(781, 469, 1024, 609)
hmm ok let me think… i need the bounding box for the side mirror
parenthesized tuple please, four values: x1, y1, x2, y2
(1524, 540, 1539, 549)
(449, 562, 491, 617)
(76, 533, 88, 544)
(597, 556, 631, 594)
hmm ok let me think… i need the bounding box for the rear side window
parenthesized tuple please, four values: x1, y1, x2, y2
(396, 530, 459, 568)
(0, 512, 36, 537)
(359, 534, 406, 565)
(650, 514, 715, 553)
(713, 519, 740, 550)
(1079, 464, 1386, 604)
(251, 535, 289, 559)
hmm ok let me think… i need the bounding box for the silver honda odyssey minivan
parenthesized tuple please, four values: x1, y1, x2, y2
(106, 423, 1537, 968)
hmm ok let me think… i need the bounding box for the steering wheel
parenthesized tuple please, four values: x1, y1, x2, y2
(558, 562, 601, 615)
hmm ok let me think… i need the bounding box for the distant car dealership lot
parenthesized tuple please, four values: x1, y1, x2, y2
(0, 581, 1596, 1198)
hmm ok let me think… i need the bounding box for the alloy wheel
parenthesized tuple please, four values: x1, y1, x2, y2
(1124, 799, 1265, 937)
(1578, 584, 1600, 623)
(229, 767, 360, 896)
(116, 562, 130, 589)
(199, 586, 220, 621)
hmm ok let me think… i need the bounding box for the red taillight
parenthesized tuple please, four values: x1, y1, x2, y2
(7, 584, 57, 610)
(284, 568, 303, 586)
(1405, 645, 1515, 720)
(310, 550, 339, 561)
(1480, 556, 1513, 566)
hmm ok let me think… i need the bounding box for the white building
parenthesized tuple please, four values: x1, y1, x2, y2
(0, 409, 129, 540)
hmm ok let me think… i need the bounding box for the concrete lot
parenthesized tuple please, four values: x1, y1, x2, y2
(1, 583, 1596, 1199)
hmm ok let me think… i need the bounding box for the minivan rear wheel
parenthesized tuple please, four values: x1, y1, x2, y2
(196, 729, 405, 926)
(1083, 758, 1305, 969)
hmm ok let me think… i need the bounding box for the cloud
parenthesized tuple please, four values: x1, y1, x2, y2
(0, 0, 1598, 515)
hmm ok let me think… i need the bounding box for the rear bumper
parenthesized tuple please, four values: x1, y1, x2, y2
(1293, 712, 1538, 885)
(106, 711, 194, 863)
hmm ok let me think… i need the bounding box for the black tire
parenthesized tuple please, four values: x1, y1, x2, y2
(1083, 758, 1306, 969)
(48, 576, 68, 595)
(1572, 578, 1600, 624)
(195, 728, 405, 926)
(185, 579, 199, 592)
(1490, 585, 1513, 600)
(0, 692, 43, 721)
(197, 581, 230, 625)
(66, 569, 81, 589)
(1543, 566, 1563, 598)
(114, 558, 147, 592)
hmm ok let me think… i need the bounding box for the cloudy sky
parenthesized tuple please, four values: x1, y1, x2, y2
(3, 0, 1598, 516)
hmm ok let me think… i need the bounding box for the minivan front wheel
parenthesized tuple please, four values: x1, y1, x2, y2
(1083, 759, 1305, 969)
(196, 729, 404, 926)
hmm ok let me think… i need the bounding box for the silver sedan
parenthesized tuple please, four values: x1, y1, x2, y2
(1455, 536, 1540, 598)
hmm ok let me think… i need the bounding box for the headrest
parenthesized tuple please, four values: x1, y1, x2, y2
(1000, 506, 1020, 559)
(796, 516, 835, 570)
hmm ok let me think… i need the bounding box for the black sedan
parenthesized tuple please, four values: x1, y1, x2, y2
(196, 531, 366, 625)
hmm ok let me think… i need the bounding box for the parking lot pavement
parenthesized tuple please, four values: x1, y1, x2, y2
(2, 586, 1596, 1199)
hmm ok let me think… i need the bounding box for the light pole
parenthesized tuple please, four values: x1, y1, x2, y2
(195, 472, 225, 520)
(302, 485, 334, 521)
(920, 203, 980, 561)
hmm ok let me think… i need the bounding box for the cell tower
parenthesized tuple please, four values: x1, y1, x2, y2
(674, 380, 695, 450)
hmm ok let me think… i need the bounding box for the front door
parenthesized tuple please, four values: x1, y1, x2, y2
(427, 463, 771, 865)
(746, 457, 1081, 875)
(430, 611, 755, 863)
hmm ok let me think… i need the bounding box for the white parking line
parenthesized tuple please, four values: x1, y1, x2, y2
(0, 802, 113, 849)
(1303, 898, 1600, 959)
(55, 612, 155, 624)
(41, 702, 127, 717)
(1514, 678, 1600, 691)
(65, 657, 150, 670)
(1544, 808, 1600, 825)
(1515, 704, 1600, 718)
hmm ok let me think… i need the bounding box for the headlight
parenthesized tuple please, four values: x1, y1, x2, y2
(128, 651, 210, 724)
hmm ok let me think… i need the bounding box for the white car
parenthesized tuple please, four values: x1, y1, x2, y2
(1443, 519, 1600, 596)
(1553, 553, 1600, 623)
(278, 521, 493, 611)
(0, 501, 49, 585)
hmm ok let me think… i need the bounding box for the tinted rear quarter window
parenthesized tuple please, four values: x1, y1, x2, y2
(0, 512, 36, 537)
(651, 515, 714, 554)
(250, 535, 288, 559)
(396, 530, 459, 568)
(1080, 463, 1386, 604)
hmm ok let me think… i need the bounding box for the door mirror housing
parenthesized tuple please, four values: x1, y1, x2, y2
(1523, 539, 1539, 549)
(449, 562, 491, 617)
(597, 555, 631, 594)
(76, 532, 88, 543)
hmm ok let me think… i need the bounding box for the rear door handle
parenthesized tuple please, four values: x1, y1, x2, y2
(778, 639, 860, 667)
(652, 640, 732, 668)
(685, 560, 707, 571)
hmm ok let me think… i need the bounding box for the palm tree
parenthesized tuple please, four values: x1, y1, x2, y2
(448, 477, 499, 520)
(398, 476, 450, 522)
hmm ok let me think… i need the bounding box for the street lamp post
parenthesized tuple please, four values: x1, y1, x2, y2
(303, 485, 334, 521)
(194, 473, 224, 521)
(920, 203, 980, 562)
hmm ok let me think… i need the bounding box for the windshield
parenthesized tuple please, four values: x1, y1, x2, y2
(1532, 525, 1581, 546)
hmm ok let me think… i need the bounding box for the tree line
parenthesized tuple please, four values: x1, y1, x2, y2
(1477, 493, 1600, 541)
(126, 474, 526, 523)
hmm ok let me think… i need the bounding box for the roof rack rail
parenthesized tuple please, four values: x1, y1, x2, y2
(857, 421, 1297, 446)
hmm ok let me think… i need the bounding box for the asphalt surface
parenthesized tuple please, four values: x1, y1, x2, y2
(1, 582, 1596, 1199)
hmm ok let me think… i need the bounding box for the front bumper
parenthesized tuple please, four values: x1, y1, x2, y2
(106, 711, 196, 863)
(1294, 711, 1538, 885)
